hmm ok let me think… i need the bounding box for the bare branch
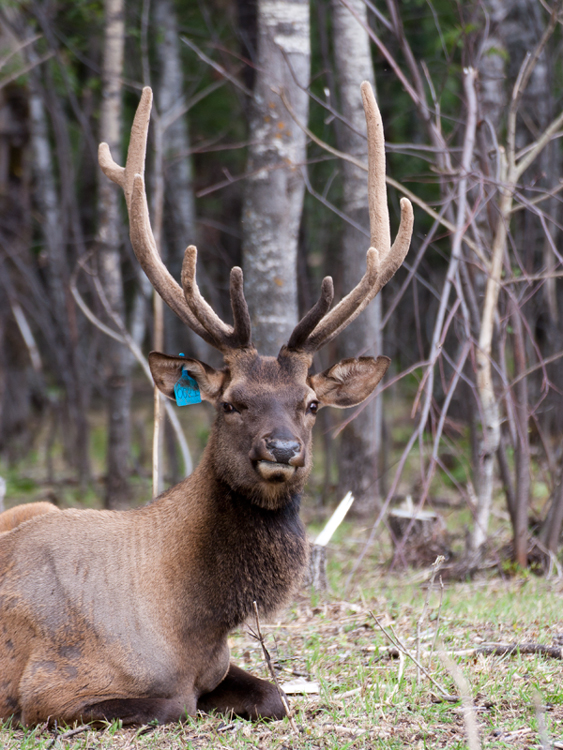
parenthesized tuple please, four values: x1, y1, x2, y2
(70, 260, 193, 476)
(370, 613, 457, 701)
(251, 602, 298, 732)
(278, 87, 488, 265)
(181, 36, 252, 96)
(0, 50, 54, 91)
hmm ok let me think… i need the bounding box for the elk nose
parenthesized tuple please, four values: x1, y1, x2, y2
(265, 438, 303, 466)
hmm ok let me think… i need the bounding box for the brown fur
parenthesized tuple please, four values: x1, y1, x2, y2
(0, 502, 59, 534)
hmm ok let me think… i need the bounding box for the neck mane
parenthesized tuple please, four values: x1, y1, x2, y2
(177, 457, 308, 630)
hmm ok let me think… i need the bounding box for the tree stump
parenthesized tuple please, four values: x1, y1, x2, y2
(303, 543, 328, 591)
(389, 504, 450, 567)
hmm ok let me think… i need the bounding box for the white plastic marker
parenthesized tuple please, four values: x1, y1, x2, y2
(282, 676, 320, 695)
(315, 491, 355, 547)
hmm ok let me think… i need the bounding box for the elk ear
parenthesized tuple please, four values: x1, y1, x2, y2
(309, 356, 390, 408)
(148, 352, 226, 403)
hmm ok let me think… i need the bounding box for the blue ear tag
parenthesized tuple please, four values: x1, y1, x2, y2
(174, 367, 202, 406)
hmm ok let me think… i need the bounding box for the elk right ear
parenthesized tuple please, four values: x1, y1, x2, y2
(309, 356, 391, 408)
(148, 352, 225, 403)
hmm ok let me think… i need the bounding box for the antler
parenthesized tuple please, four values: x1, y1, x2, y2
(285, 81, 414, 355)
(98, 87, 252, 353)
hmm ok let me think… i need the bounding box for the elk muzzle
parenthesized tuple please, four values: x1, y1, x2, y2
(249, 432, 305, 482)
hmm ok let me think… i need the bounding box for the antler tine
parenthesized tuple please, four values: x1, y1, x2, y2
(305, 248, 381, 351)
(361, 81, 390, 256)
(362, 80, 413, 279)
(98, 86, 152, 209)
(285, 277, 334, 351)
(229, 267, 252, 348)
(98, 87, 217, 346)
(182, 247, 254, 352)
(284, 82, 413, 355)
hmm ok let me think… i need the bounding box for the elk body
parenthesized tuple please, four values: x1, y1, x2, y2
(0, 83, 413, 727)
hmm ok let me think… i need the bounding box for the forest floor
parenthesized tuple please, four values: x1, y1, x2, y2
(1, 559, 562, 750)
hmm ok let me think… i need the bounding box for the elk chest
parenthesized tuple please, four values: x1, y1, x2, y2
(191, 490, 308, 631)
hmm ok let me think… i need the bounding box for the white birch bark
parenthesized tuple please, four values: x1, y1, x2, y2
(242, 0, 310, 354)
(29, 89, 67, 322)
(469, 0, 560, 558)
(153, 0, 207, 362)
(331, 0, 382, 516)
(97, 0, 130, 509)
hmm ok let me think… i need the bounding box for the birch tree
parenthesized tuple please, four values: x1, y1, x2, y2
(242, 0, 310, 354)
(331, 0, 383, 517)
(96, 0, 130, 509)
(469, 0, 563, 562)
(154, 0, 207, 362)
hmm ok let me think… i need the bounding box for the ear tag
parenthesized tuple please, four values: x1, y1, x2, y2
(174, 367, 202, 406)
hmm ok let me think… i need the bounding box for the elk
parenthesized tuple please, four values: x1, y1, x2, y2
(0, 82, 413, 727)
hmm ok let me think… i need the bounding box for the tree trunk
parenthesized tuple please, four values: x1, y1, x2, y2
(28, 67, 92, 484)
(331, 0, 382, 518)
(97, 0, 130, 509)
(242, 0, 310, 355)
(470, 183, 510, 557)
(154, 0, 207, 362)
(540, 470, 563, 555)
(510, 302, 530, 567)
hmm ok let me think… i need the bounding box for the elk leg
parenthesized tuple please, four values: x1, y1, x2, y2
(197, 662, 286, 720)
(76, 695, 195, 726)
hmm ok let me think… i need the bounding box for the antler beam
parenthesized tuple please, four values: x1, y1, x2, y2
(285, 81, 413, 355)
(99, 87, 251, 353)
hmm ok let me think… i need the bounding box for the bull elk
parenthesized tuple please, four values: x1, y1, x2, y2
(0, 82, 413, 726)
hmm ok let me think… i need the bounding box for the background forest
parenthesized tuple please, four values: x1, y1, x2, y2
(1, 0, 563, 577)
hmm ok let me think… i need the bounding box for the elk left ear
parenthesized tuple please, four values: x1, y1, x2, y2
(309, 356, 390, 409)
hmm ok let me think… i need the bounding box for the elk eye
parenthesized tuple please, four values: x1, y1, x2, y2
(307, 400, 319, 415)
(222, 402, 237, 414)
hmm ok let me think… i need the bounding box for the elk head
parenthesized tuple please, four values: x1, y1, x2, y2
(98, 83, 413, 510)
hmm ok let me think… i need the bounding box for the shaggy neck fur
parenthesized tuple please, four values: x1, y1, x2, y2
(166, 451, 308, 633)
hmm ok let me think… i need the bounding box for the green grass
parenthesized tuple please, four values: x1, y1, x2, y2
(1, 568, 562, 749)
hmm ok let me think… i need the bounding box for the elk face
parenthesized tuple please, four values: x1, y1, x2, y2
(149, 349, 391, 509)
(102, 83, 413, 509)
(211, 354, 316, 508)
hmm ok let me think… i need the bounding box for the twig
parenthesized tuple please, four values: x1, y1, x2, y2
(252, 601, 298, 732)
(416, 556, 445, 684)
(508, 0, 562, 171)
(181, 36, 252, 96)
(396, 642, 563, 660)
(277, 88, 487, 265)
(534, 690, 552, 750)
(0, 51, 54, 91)
(475, 642, 563, 659)
(9, 298, 43, 374)
(70, 259, 192, 476)
(370, 612, 457, 701)
(430, 576, 444, 661)
(46, 724, 91, 749)
(0, 32, 42, 71)
(387, 69, 478, 567)
(93, 275, 193, 480)
(439, 650, 481, 750)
